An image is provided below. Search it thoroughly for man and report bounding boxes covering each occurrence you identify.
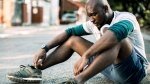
[7,0,149,83]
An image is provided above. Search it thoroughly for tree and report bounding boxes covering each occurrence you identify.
[109,0,150,26]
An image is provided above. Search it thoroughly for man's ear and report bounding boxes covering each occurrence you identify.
[103,5,108,13]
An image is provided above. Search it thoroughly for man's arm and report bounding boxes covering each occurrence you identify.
[43,24,90,51]
[34,31,70,67]
[83,20,134,59]
[74,30,118,75]
[83,30,118,58]
[44,31,70,50]
[34,24,89,67]
[75,20,134,74]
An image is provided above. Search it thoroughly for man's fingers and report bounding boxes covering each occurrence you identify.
[74,65,82,76]
[74,69,79,76]
[34,55,41,68]
[74,64,78,76]
[73,68,77,76]
[33,56,37,66]
[38,59,43,66]
[35,56,39,65]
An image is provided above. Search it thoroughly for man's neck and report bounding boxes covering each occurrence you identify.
[106,11,114,25]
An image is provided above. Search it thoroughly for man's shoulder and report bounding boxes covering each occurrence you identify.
[114,11,134,15]
[114,11,135,19]
[112,11,137,25]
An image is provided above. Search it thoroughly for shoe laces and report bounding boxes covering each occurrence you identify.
[17,65,41,76]
[20,65,26,68]
[13,65,28,76]
[19,65,26,70]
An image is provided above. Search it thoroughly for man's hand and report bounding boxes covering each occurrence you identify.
[33,49,46,68]
[74,57,89,76]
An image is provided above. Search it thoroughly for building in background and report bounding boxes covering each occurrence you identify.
[0,0,15,27]
[59,0,87,24]
[0,0,87,27]
[0,0,48,27]
[24,0,50,26]
[0,0,3,24]
[12,0,24,26]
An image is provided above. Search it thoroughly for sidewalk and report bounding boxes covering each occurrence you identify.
[0,25,150,83]
[0,25,63,38]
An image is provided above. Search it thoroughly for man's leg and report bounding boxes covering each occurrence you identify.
[74,38,133,83]
[7,36,93,83]
[38,36,93,70]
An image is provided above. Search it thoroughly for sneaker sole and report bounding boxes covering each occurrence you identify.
[7,75,42,83]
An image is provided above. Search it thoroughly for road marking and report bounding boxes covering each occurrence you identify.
[0,55,33,60]
[0,64,18,69]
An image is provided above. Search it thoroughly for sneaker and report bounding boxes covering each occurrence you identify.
[7,65,42,83]
[60,78,77,84]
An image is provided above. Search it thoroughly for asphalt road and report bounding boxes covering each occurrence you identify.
[0,25,150,84]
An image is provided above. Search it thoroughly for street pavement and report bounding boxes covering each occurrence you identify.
[0,25,150,84]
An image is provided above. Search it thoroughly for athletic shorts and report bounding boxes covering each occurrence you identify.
[89,48,146,83]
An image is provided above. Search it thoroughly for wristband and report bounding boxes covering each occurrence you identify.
[42,45,49,52]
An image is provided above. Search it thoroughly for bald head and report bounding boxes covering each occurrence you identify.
[85,0,113,28]
[86,0,109,8]
[85,0,111,15]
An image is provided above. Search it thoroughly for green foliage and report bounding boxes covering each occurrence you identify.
[108,0,150,26]
[144,10,150,25]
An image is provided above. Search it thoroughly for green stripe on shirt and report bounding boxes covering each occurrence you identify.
[65,24,89,36]
[109,20,134,42]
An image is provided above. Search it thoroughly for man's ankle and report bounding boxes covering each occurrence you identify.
[33,65,45,70]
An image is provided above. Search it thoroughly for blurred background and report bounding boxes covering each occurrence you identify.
[0,0,149,27]
[0,0,87,27]
[0,0,150,83]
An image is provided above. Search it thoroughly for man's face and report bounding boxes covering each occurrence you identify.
[86,4,107,28]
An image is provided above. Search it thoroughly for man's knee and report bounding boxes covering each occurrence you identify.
[116,38,133,63]
[64,36,81,47]
[120,38,132,52]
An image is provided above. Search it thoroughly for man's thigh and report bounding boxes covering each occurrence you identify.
[87,38,145,83]
[66,36,93,56]
[101,48,146,83]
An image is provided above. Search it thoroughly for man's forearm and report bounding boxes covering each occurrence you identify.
[83,30,118,58]
[43,31,70,51]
